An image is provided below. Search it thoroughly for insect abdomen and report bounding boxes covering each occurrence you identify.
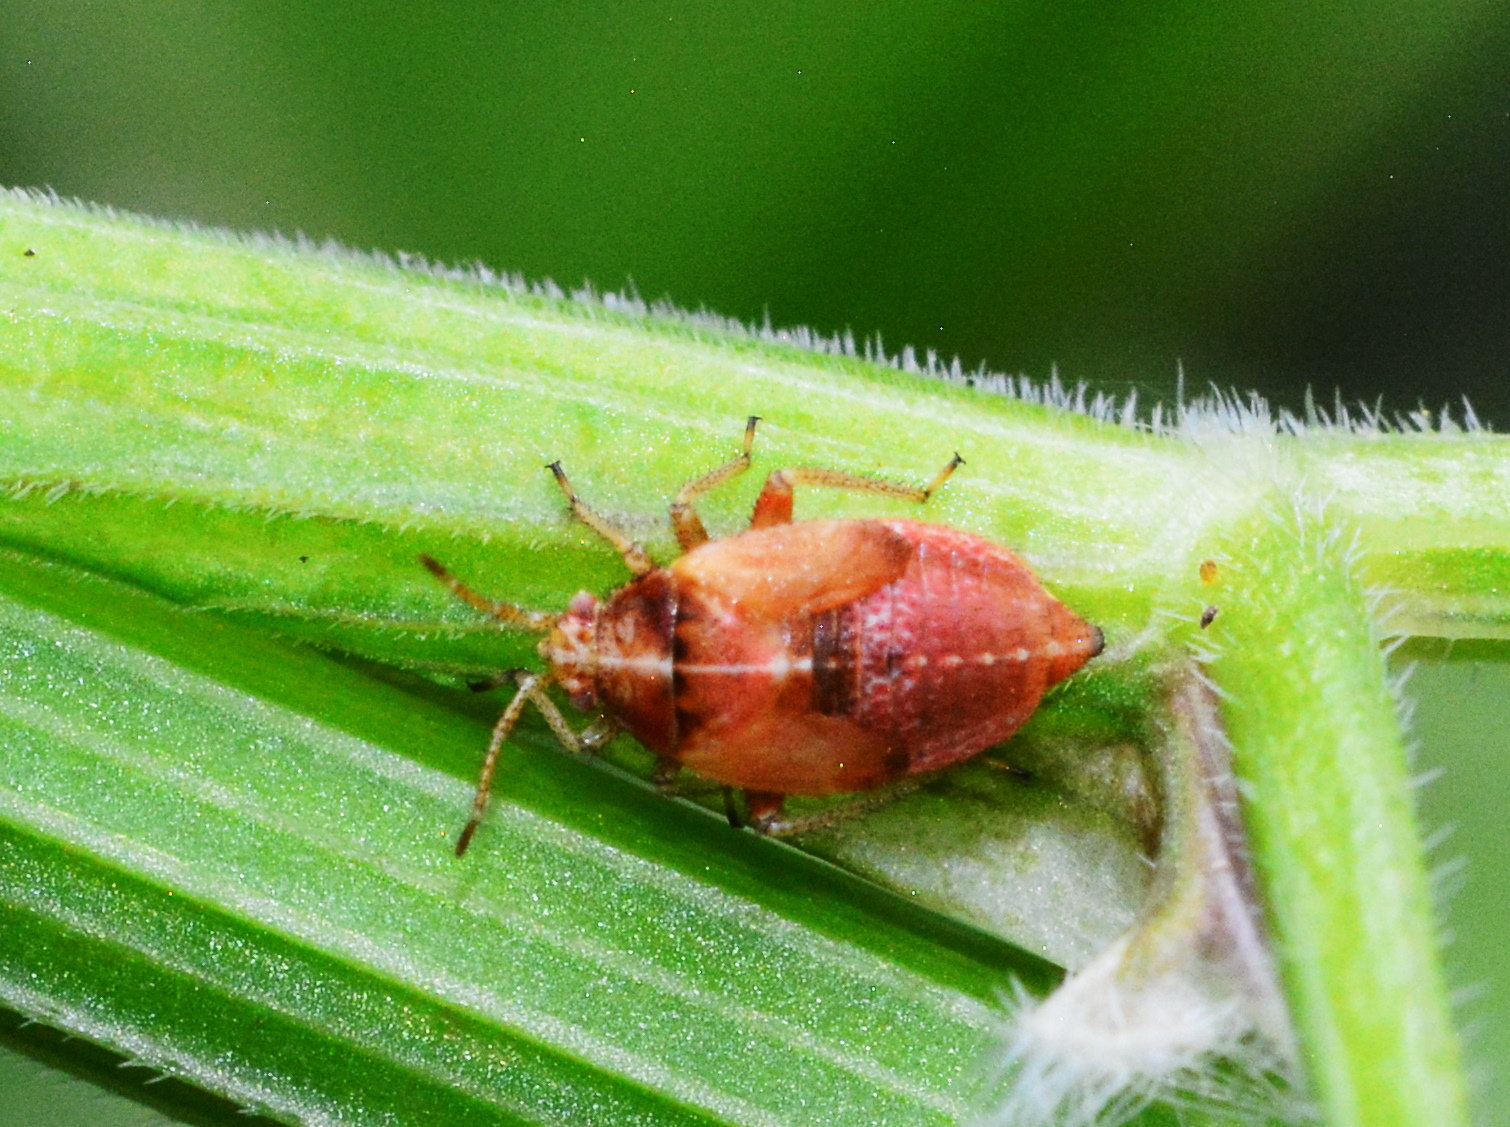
[833,521,1102,774]
[649,519,1101,797]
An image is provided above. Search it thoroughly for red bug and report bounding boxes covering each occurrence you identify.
[423,418,1103,855]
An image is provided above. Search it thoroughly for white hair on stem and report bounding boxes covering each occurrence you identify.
[7,187,1487,441]
[972,669,1314,1127]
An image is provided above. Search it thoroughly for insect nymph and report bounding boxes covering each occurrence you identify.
[424,419,1103,855]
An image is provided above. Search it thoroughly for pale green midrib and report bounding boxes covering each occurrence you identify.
[1296,435,1510,542]
[0,312,1182,567]
[8,195,1510,604]
[2,438,1504,643]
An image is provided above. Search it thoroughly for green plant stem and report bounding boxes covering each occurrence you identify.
[1206,505,1467,1126]
[0,189,1498,1125]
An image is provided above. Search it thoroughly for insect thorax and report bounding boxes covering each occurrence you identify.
[543,572,679,754]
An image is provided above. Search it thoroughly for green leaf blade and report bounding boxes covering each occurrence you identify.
[0,548,1016,1126]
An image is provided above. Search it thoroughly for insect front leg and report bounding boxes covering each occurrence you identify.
[455,673,616,857]
[669,415,760,550]
[547,461,656,576]
[456,672,547,856]
[749,452,964,528]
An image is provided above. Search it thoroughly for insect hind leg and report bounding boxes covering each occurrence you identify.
[737,779,927,836]
[750,451,964,528]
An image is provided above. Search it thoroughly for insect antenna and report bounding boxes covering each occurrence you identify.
[920,451,965,498]
[421,555,573,854]
[420,554,560,632]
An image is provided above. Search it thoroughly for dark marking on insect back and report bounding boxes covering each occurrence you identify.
[668,593,700,746]
[811,606,857,716]
[672,704,699,751]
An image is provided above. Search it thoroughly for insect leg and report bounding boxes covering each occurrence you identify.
[740,779,926,836]
[547,461,655,576]
[530,688,618,756]
[648,762,727,803]
[650,758,681,793]
[670,415,759,550]
[574,717,621,753]
[456,672,549,856]
[455,675,619,857]
[749,452,964,528]
[421,555,559,631]
[466,670,527,693]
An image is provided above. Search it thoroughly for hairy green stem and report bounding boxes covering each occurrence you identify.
[0,189,1498,1125]
[1206,505,1467,1126]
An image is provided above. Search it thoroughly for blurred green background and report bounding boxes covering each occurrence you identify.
[1,3,1506,1123]
[2,1,1506,423]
